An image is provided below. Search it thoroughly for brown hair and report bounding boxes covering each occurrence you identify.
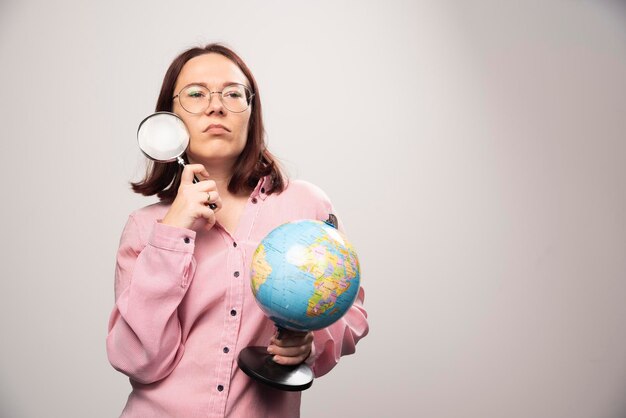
[131,43,285,202]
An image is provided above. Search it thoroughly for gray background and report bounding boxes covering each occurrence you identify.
[1,0,625,417]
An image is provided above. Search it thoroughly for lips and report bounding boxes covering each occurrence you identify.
[204,124,230,132]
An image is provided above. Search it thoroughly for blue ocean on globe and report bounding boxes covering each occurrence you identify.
[250,220,360,331]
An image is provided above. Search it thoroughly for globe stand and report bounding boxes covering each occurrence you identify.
[238,346,314,391]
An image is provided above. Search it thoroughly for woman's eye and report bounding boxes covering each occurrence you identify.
[187,91,205,98]
[224,91,243,98]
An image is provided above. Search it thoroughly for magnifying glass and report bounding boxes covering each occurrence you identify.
[137,111,217,210]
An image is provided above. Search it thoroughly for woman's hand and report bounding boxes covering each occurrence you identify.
[267,330,314,366]
[161,164,223,231]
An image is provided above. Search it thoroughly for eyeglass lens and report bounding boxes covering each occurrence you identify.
[178,84,252,113]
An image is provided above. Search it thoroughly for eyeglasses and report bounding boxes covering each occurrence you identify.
[173,83,254,114]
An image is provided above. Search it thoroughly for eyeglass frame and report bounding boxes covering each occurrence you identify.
[172,82,255,114]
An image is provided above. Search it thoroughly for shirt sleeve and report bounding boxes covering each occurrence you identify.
[106,214,197,384]
[305,184,370,377]
[307,287,369,377]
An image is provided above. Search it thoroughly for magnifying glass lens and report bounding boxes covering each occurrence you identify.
[137,113,189,161]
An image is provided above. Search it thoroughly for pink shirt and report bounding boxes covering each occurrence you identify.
[106,178,369,418]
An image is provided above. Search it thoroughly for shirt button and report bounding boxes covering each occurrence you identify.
[251,197,258,204]
[217,385,224,392]
[223,347,230,353]
[183,237,190,244]
[261,187,265,193]
[233,242,237,248]
[233,271,240,278]
[230,309,237,316]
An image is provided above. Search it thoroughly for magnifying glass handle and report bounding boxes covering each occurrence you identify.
[177,157,217,210]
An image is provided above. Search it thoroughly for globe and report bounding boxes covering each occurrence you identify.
[250,219,361,332]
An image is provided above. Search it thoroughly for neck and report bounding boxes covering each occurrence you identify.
[187,157,248,198]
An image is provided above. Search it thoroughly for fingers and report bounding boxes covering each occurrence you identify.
[182,178,222,212]
[192,179,217,193]
[267,331,313,365]
[161,166,221,230]
[180,164,210,184]
[200,206,217,231]
[272,330,312,346]
[188,188,221,231]
[268,344,311,365]
[204,190,223,211]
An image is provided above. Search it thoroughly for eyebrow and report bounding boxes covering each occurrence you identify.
[185,81,249,89]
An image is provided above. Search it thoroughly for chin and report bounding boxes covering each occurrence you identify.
[189,141,245,159]
[190,150,242,164]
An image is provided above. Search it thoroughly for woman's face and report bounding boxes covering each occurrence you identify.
[172,53,252,168]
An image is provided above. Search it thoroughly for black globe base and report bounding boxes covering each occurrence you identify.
[237,346,314,391]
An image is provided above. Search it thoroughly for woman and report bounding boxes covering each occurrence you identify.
[106,43,369,418]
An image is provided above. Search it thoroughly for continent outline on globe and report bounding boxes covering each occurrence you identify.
[249,220,361,332]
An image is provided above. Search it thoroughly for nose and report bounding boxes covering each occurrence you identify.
[204,92,225,115]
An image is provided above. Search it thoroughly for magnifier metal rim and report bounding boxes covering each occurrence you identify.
[136,111,189,163]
